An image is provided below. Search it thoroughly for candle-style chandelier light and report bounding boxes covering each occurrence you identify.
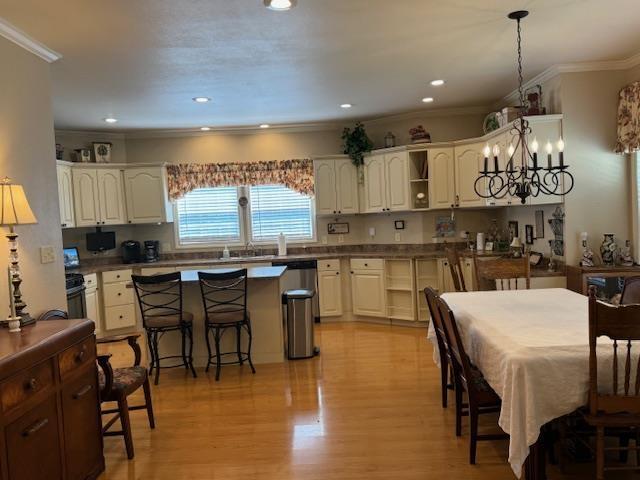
[474,10,574,204]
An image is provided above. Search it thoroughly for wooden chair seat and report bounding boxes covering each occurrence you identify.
[99,365,148,398]
[145,311,194,328]
[469,365,502,404]
[584,412,640,428]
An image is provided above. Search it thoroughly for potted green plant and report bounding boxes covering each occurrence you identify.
[342,122,373,168]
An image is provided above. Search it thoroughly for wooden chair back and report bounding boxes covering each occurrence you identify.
[445,247,467,292]
[437,296,474,396]
[621,276,640,305]
[198,269,248,322]
[473,254,530,291]
[588,286,640,416]
[38,309,69,321]
[131,272,185,327]
[424,287,449,358]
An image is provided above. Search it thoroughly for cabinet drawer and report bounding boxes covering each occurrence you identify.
[102,282,134,307]
[318,259,340,272]
[84,273,98,289]
[105,304,137,330]
[350,258,384,271]
[59,337,96,380]
[0,360,54,414]
[102,269,132,284]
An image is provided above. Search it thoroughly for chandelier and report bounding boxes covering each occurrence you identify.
[474,10,574,204]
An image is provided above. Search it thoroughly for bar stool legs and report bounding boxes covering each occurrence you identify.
[204,323,255,381]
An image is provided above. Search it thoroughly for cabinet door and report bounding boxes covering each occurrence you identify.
[6,395,63,480]
[454,143,485,208]
[72,169,100,227]
[313,160,337,215]
[437,258,456,293]
[335,158,359,214]
[97,169,127,225]
[384,152,411,211]
[124,167,172,224]
[318,270,343,317]
[57,165,75,228]
[428,148,456,209]
[362,154,387,213]
[85,288,101,335]
[62,367,103,480]
[351,270,386,317]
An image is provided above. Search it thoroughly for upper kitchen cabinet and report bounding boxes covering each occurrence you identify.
[313,156,359,215]
[124,167,174,223]
[428,147,456,209]
[56,164,75,228]
[527,116,564,205]
[454,142,486,208]
[72,169,100,226]
[362,151,410,213]
[72,168,127,226]
[484,133,515,207]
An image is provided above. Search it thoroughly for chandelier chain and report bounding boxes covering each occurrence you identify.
[516,18,525,111]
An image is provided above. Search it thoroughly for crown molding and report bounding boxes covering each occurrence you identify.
[500,51,640,107]
[55,129,127,140]
[360,105,489,125]
[0,18,61,63]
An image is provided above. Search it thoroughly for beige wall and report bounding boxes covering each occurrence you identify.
[0,38,66,315]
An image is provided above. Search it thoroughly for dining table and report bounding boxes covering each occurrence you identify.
[427,288,594,480]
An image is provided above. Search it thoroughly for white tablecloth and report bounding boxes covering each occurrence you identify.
[427,288,592,478]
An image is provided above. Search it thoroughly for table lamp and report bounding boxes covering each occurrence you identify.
[0,178,37,332]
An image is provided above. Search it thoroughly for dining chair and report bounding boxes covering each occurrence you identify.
[473,254,530,291]
[620,276,640,304]
[132,272,197,385]
[585,286,640,479]
[445,247,467,292]
[198,269,256,381]
[424,287,454,408]
[437,296,508,464]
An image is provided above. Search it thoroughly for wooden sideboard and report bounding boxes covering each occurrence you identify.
[0,319,104,480]
[566,265,640,297]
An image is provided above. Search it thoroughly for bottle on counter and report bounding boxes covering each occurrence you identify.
[278,233,287,256]
[222,245,230,259]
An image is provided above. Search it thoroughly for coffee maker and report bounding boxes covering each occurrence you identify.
[143,240,160,263]
[121,240,141,264]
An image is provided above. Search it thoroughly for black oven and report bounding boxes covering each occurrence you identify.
[65,273,86,319]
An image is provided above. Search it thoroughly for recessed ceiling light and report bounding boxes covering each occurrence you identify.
[422,97,434,103]
[260,124,270,129]
[103,117,118,123]
[340,103,353,109]
[264,0,297,11]
[430,79,445,86]
[200,127,211,131]
[193,97,211,103]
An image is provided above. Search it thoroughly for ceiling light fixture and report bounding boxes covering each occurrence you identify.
[473,11,573,204]
[421,97,434,103]
[259,124,270,129]
[340,103,353,109]
[193,97,211,103]
[264,0,297,11]
[103,117,118,124]
[430,79,445,86]
[200,127,211,131]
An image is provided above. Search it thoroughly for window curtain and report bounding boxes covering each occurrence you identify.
[166,159,314,201]
[615,81,640,154]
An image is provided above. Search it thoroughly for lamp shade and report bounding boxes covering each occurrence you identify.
[0,183,37,226]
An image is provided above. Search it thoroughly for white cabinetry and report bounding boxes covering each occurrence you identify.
[350,258,386,317]
[318,259,343,317]
[313,157,359,215]
[124,167,174,223]
[385,259,416,321]
[454,142,486,208]
[56,164,75,228]
[72,168,127,226]
[428,148,456,209]
[362,151,410,213]
[84,273,101,335]
[101,269,136,330]
[415,259,439,322]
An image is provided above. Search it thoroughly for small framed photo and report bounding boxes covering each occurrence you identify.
[93,142,112,163]
[327,222,349,235]
[508,220,519,241]
[525,225,535,245]
[394,220,405,230]
[535,210,545,238]
[484,241,494,251]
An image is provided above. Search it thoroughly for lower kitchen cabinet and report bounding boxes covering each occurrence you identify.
[101,268,136,330]
[318,259,343,317]
[350,259,386,317]
[415,259,440,322]
[385,259,416,321]
[84,273,102,335]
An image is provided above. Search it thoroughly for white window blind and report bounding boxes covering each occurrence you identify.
[175,187,241,245]
[250,185,314,242]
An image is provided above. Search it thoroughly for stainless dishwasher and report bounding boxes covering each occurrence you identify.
[272,259,320,322]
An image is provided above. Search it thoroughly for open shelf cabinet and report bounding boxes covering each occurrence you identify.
[385,259,417,321]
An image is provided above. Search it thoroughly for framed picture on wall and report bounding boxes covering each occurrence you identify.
[328,222,349,235]
[525,225,535,245]
[508,221,519,241]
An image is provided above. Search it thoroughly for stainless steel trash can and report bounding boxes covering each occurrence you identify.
[282,289,318,359]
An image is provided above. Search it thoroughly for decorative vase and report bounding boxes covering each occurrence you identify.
[600,234,617,266]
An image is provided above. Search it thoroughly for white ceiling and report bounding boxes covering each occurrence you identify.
[2,0,640,131]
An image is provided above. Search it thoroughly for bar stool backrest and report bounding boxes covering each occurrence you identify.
[131,272,184,327]
[198,269,248,321]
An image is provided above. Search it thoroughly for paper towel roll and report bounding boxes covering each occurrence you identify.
[476,232,485,251]
[278,233,287,256]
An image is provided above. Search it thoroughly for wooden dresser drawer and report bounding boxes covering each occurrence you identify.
[102,269,132,284]
[1,360,54,414]
[318,259,340,271]
[58,337,95,380]
[103,282,134,307]
[104,304,137,330]
[350,258,384,271]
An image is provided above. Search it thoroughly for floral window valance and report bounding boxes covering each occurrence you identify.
[166,159,314,201]
[615,81,640,154]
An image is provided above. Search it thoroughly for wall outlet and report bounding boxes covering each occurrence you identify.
[395,232,402,242]
[40,245,55,264]
[338,234,345,244]
[321,235,328,245]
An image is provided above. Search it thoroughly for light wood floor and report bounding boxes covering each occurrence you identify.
[98,322,622,480]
